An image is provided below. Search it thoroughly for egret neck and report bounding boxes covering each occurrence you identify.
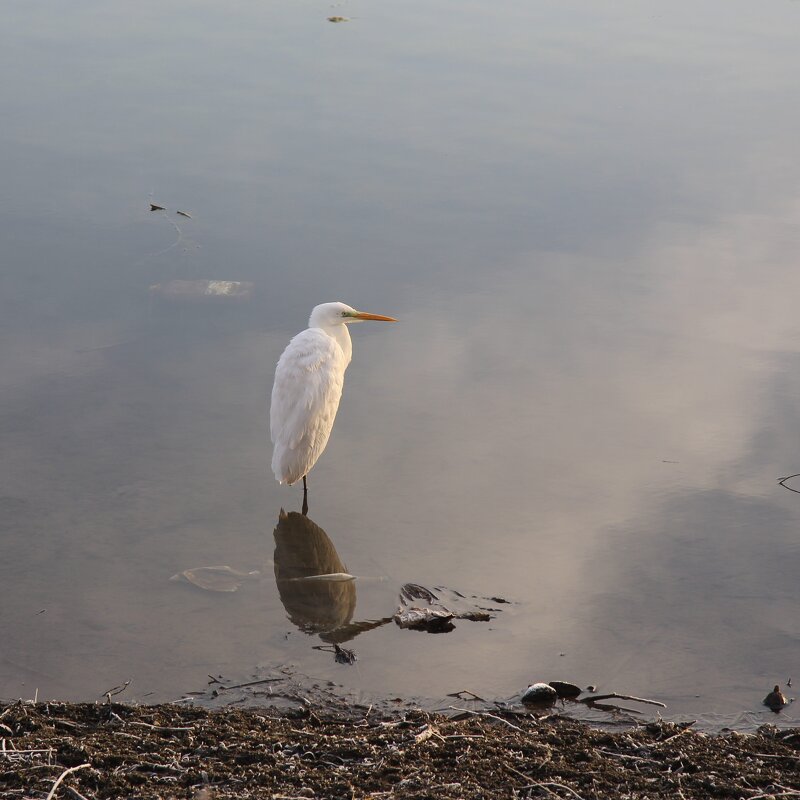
[308,305,353,365]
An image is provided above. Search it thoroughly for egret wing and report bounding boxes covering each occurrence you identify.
[270,329,346,484]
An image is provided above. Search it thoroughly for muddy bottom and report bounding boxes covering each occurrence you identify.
[1,698,798,799]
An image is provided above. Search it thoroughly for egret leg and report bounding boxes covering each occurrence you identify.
[302,475,308,516]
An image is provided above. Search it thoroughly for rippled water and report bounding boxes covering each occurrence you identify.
[1,0,799,727]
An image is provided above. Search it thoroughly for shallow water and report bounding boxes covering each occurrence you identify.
[1,0,799,728]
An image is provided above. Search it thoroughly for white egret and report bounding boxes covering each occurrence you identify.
[270,302,397,513]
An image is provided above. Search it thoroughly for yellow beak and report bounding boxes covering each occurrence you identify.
[353,311,398,322]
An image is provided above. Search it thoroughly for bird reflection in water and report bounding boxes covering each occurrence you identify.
[273,509,390,654]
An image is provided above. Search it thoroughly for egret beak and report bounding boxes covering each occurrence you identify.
[352,311,397,322]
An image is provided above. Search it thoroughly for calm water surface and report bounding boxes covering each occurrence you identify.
[1,0,799,727]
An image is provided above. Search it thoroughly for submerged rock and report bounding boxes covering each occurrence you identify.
[394,607,455,633]
[763,685,788,711]
[548,681,582,699]
[521,683,558,705]
[392,583,496,633]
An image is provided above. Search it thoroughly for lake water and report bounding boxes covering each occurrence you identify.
[1,0,799,728]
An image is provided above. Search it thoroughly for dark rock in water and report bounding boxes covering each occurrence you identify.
[548,681,582,699]
[394,607,455,633]
[334,645,357,665]
[763,685,787,712]
[457,611,492,622]
[521,683,558,705]
[392,583,495,633]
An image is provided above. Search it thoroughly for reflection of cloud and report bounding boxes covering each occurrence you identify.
[322,194,800,710]
[343,195,800,512]
[559,488,800,718]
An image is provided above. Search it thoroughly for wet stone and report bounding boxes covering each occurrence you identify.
[521,682,558,704]
[764,685,789,712]
[549,680,583,699]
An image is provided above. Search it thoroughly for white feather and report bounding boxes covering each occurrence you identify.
[269,302,395,487]
[270,328,347,484]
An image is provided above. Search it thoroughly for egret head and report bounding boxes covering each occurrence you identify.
[309,302,397,328]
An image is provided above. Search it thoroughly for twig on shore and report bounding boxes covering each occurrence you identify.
[595,747,661,765]
[448,707,525,732]
[272,796,332,800]
[101,681,130,703]
[502,761,534,783]
[414,724,447,744]
[64,786,93,800]
[132,761,186,775]
[651,724,696,747]
[126,720,193,733]
[1,739,55,764]
[748,790,800,800]
[746,752,800,762]
[520,781,585,800]
[45,763,91,800]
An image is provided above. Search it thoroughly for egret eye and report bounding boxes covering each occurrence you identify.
[341,311,348,317]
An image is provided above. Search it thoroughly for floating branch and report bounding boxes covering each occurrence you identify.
[579,692,666,708]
